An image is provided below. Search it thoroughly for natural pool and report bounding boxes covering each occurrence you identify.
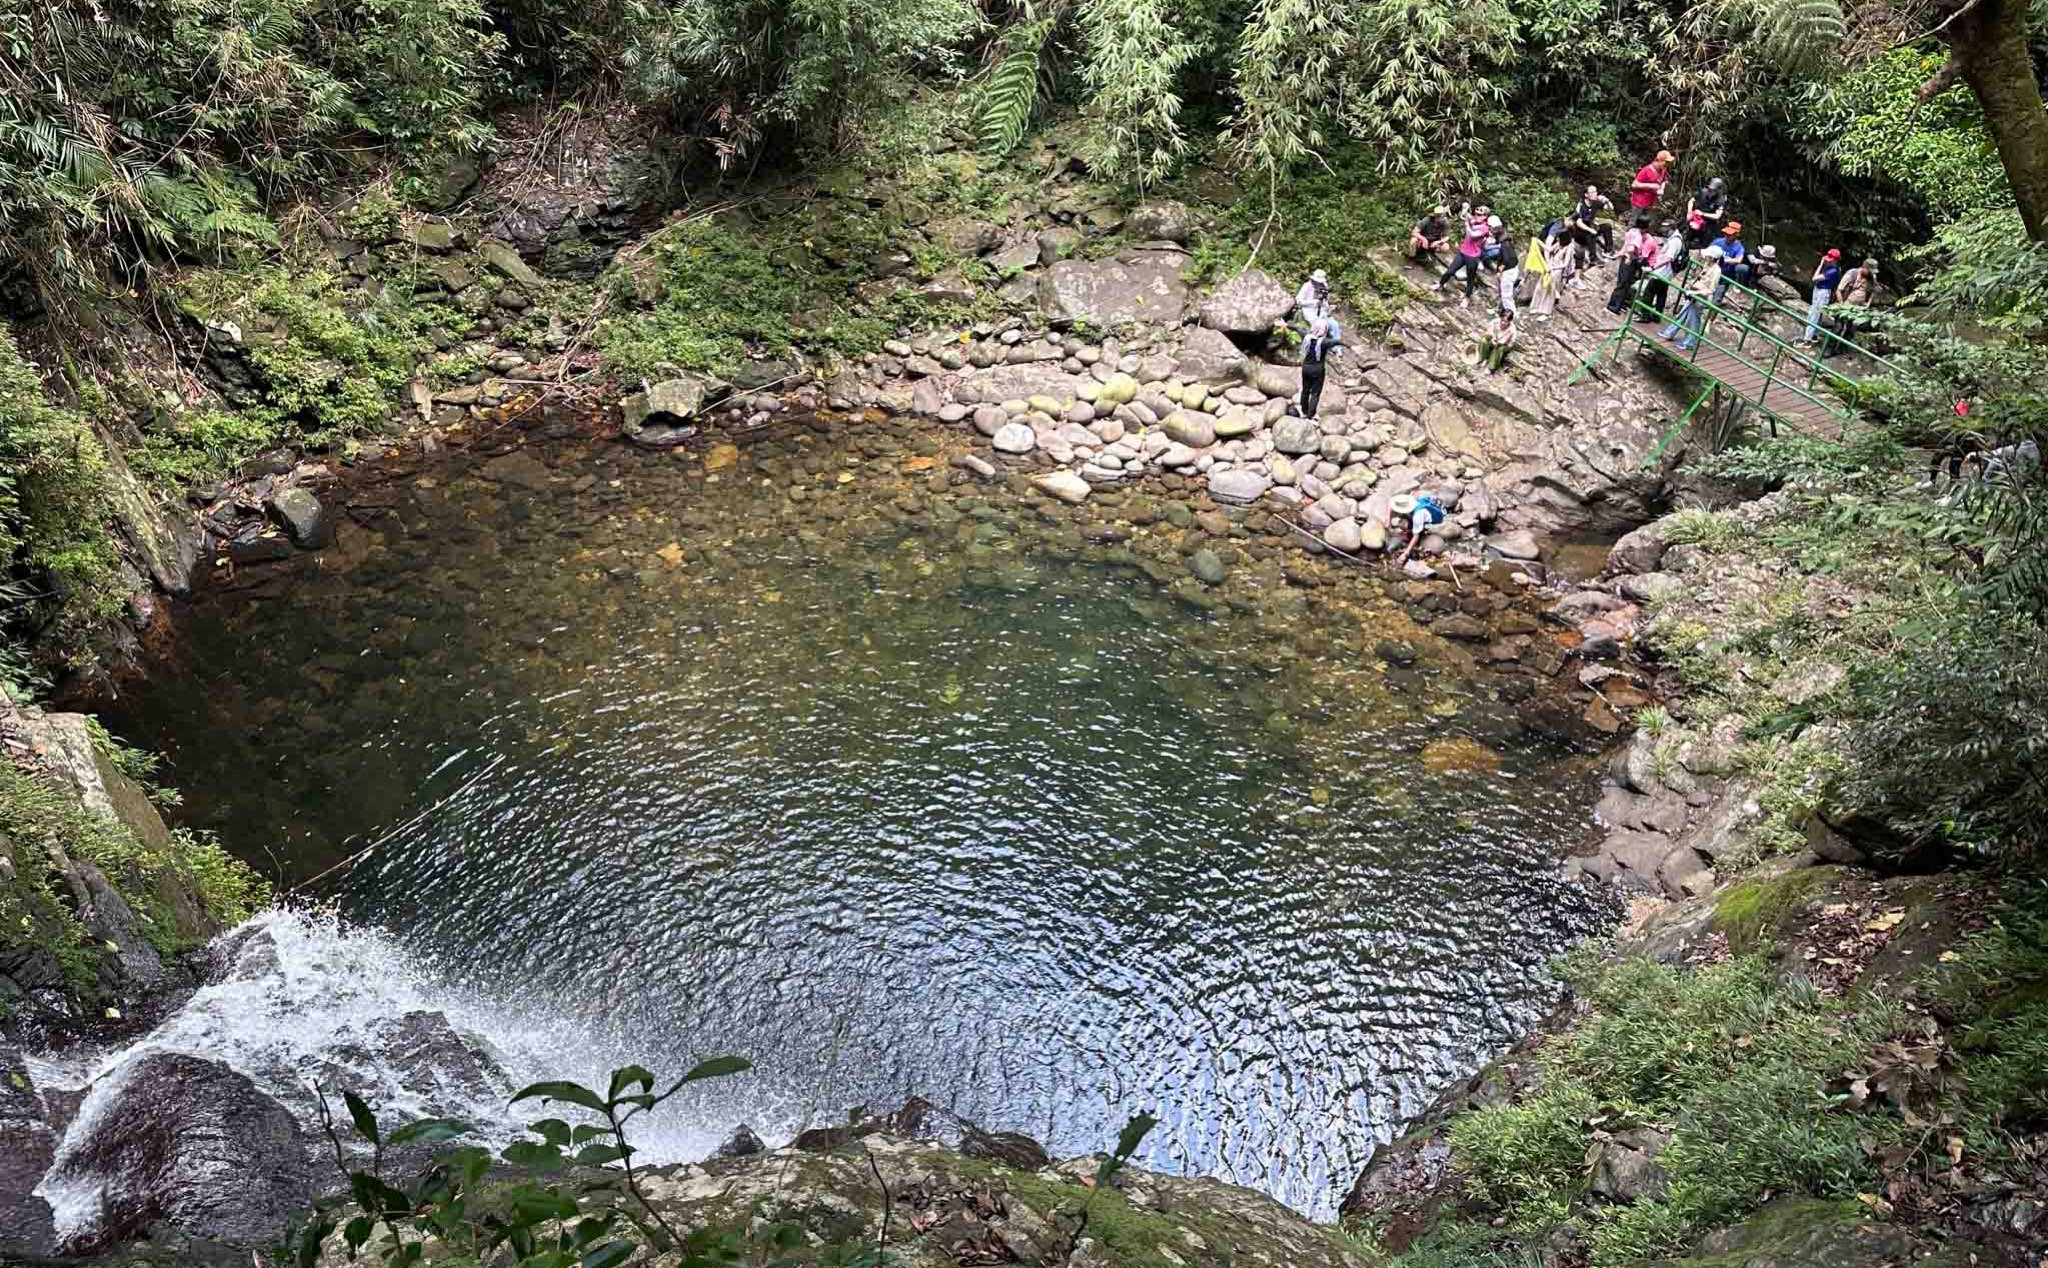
[102,414,1614,1218]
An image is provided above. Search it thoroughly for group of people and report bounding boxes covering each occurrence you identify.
[1409,150,1882,369]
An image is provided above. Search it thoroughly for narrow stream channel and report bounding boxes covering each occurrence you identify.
[100,415,1614,1218]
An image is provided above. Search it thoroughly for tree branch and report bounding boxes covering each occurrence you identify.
[1918,52,1964,102]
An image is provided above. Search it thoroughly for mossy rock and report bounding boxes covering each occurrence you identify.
[1712,866,1838,953]
[1643,1198,1971,1268]
[604,1136,1367,1268]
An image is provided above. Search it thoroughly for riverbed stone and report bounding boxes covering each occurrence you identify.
[1189,549,1227,585]
[266,488,332,548]
[1200,268,1293,333]
[1161,411,1216,448]
[1272,418,1320,455]
[1208,468,1272,504]
[1031,470,1091,504]
[991,422,1037,455]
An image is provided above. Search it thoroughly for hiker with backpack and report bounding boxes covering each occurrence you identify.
[1391,493,1449,566]
[1298,316,1341,419]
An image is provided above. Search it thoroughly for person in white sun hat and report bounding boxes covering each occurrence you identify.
[1296,269,1331,323]
[1389,493,1448,565]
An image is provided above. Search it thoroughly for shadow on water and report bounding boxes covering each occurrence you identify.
[102,417,1615,1218]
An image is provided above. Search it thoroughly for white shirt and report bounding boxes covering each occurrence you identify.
[1297,281,1329,317]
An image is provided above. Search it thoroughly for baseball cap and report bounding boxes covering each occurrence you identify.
[1723,220,1742,235]
[1824,248,1842,260]
[1655,150,1675,163]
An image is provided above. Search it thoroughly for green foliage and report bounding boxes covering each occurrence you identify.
[605,0,978,167]
[978,24,1053,159]
[1928,890,2048,1131]
[1791,49,2006,219]
[1446,1083,1599,1224]
[0,0,500,328]
[0,323,123,658]
[1835,612,2048,859]
[1907,206,2048,334]
[0,747,267,995]
[1448,951,1895,1265]
[164,265,444,456]
[1336,0,1518,179]
[1079,0,1199,187]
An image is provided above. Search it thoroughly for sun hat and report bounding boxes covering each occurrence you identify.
[1310,268,1328,284]
[1487,215,1502,229]
[1759,244,1777,259]
[1390,494,1419,516]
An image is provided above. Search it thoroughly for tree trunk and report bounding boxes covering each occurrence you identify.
[1945,0,2048,239]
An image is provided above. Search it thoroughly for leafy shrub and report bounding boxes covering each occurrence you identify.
[1835,613,2048,861]
[1447,1083,1599,1224]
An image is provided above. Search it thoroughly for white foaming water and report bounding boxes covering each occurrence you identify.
[34,907,819,1240]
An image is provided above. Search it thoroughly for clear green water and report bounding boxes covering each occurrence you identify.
[103,416,1612,1217]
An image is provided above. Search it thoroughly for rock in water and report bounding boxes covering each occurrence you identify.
[1324,517,1363,553]
[479,450,552,492]
[1031,470,1091,504]
[1492,529,1542,560]
[1199,268,1293,333]
[1208,469,1272,504]
[714,1124,767,1159]
[622,377,709,447]
[266,488,331,548]
[991,422,1037,455]
[42,1052,313,1251]
[1189,549,1227,586]
[0,1045,58,1259]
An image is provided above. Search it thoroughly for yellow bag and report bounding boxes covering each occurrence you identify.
[1523,237,1549,276]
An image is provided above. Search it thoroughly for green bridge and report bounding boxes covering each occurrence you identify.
[1567,264,1896,464]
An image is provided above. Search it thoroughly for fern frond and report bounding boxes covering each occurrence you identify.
[1724,0,1844,74]
[979,25,1050,157]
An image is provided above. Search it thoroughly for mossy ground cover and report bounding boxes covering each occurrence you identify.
[1367,879,2048,1267]
[0,727,268,1008]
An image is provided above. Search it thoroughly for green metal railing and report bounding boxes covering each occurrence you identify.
[1565,253,1891,463]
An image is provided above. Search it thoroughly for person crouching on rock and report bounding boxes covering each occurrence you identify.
[1480,308,1516,372]
[1391,493,1448,566]
[1298,316,1340,419]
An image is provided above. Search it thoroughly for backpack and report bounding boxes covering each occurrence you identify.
[1414,495,1446,525]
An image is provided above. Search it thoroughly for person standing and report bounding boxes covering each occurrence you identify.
[1823,258,1877,356]
[1660,247,1721,351]
[1686,177,1727,247]
[1630,150,1675,215]
[1298,316,1338,418]
[1570,185,1616,264]
[1296,269,1332,322]
[1801,248,1842,345]
[1641,219,1686,316]
[1531,227,1573,321]
[1607,214,1654,315]
[1434,205,1491,306]
[1480,215,1510,271]
[1709,221,1748,302]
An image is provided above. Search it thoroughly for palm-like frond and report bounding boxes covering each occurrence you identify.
[1724,0,1846,75]
[978,22,1052,157]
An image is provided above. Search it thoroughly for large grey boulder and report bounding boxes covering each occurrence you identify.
[1176,326,1249,383]
[1200,268,1292,334]
[43,1052,314,1252]
[1129,200,1193,243]
[1208,468,1273,504]
[1037,251,1191,327]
